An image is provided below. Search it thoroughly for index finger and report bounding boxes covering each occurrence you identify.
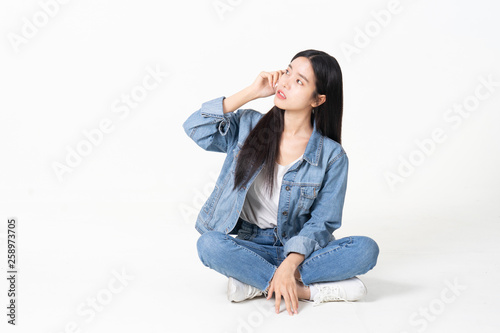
[266,282,274,300]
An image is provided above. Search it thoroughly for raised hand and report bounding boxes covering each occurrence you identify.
[249,70,285,99]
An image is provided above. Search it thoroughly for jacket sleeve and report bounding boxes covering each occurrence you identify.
[283,149,349,259]
[182,96,245,153]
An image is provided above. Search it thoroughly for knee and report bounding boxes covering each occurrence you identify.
[196,231,226,266]
[355,236,380,270]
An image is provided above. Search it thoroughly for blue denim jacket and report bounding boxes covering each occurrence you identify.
[182,96,349,259]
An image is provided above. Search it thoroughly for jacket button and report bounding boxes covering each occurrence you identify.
[282,232,286,238]
[285,186,290,191]
[282,211,288,216]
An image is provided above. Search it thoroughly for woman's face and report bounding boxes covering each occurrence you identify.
[274,56,324,113]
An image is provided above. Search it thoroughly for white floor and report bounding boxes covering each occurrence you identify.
[2,197,498,333]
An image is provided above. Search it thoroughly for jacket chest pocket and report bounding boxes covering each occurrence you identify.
[297,185,320,212]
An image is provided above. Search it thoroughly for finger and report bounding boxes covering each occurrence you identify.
[283,290,293,316]
[267,73,274,88]
[287,284,298,312]
[274,292,281,314]
[282,290,292,316]
[270,72,277,88]
[260,72,271,87]
[276,70,284,88]
[291,289,299,314]
[266,283,274,300]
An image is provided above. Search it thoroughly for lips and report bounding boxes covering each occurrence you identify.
[277,89,286,99]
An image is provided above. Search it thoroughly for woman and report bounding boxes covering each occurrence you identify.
[182,49,379,316]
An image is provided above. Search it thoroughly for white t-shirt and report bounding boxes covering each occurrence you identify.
[240,154,303,229]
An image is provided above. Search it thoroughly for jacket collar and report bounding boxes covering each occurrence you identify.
[302,118,323,167]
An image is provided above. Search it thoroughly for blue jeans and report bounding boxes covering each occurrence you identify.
[197,219,379,292]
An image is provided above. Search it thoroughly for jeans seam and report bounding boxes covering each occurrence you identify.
[301,236,353,266]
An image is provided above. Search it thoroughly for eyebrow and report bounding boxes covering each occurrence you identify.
[288,64,309,83]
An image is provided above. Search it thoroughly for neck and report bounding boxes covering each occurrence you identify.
[283,109,313,137]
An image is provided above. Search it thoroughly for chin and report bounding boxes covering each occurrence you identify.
[274,96,285,109]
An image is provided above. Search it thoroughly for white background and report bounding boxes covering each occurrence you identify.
[1,0,499,332]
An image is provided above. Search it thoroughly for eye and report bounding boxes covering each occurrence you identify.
[297,79,303,85]
[285,69,290,75]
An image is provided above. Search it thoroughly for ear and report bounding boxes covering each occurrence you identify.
[312,94,326,108]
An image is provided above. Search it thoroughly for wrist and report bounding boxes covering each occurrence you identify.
[223,86,256,114]
[243,85,260,101]
[284,252,305,269]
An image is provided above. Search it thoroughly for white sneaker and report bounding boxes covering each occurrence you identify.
[310,277,367,306]
[227,277,264,302]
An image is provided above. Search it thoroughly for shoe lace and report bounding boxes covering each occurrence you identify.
[313,285,347,306]
[247,285,262,298]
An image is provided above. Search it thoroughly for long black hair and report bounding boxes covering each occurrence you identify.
[232,49,343,197]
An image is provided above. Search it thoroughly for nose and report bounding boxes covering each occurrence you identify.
[280,76,289,89]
